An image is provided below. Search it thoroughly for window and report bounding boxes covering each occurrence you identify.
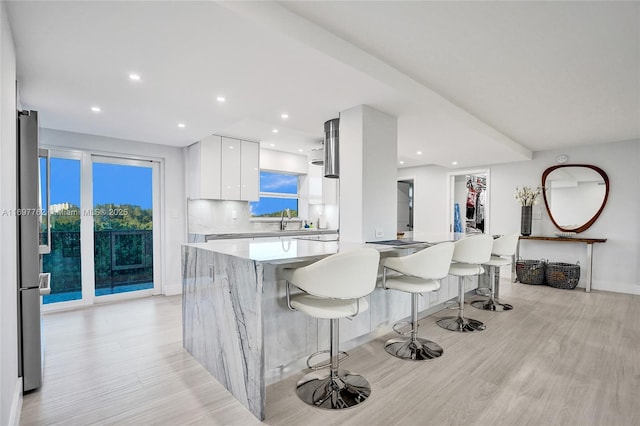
[249,171,299,217]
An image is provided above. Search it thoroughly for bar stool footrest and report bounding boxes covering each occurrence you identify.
[306,350,349,370]
[391,320,414,336]
[444,300,460,310]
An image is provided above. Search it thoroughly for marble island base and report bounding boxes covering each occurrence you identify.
[182,241,480,420]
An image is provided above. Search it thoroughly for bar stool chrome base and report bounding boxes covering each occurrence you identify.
[296,369,371,409]
[385,337,444,360]
[471,299,513,312]
[436,316,485,332]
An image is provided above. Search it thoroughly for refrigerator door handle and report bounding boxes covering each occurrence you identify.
[39,272,51,295]
[38,148,51,255]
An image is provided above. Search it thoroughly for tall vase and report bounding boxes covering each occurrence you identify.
[521,205,532,236]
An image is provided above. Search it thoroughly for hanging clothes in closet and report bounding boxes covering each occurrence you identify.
[466,178,476,219]
[475,188,485,231]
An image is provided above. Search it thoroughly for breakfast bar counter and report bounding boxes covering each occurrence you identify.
[182,236,465,420]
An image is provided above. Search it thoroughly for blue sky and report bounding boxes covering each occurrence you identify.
[258,171,297,194]
[93,163,152,208]
[41,158,152,210]
[249,171,298,216]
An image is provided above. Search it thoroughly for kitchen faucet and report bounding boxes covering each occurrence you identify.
[280,208,291,231]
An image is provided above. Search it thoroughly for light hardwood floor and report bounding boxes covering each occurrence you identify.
[21,280,640,426]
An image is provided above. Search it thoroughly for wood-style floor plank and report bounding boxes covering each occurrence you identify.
[21,280,640,425]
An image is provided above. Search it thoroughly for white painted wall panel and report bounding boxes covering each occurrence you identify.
[0,3,21,423]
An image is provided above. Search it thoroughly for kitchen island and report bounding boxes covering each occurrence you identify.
[182,236,468,420]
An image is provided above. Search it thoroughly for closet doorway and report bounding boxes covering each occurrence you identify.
[447,169,490,235]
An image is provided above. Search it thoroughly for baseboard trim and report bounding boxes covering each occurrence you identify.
[591,281,640,295]
[8,378,22,426]
[163,283,182,296]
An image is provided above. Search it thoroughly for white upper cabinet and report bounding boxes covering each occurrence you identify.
[187,135,222,200]
[240,140,260,201]
[186,135,259,201]
[221,137,241,200]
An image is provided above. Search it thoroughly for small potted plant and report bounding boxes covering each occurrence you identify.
[515,186,542,236]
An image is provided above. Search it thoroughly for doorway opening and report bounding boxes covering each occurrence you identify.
[448,169,489,235]
[397,179,414,232]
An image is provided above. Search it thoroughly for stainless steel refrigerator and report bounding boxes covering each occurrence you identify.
[17,109,49,392]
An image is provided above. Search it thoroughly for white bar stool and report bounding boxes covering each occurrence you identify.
[381,242,455,360]
[472,233,519,312]
[283,248,380,410]
[436,234,493,333]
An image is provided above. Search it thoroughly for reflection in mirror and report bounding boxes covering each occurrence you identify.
[542,165,609,233]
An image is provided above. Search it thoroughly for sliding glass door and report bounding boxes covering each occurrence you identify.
[41,153,82,304]
[92,157,157,298]
[41,151,160,309]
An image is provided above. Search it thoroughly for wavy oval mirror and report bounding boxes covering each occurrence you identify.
[542,164,609,233]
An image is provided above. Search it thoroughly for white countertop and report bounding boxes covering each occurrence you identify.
[204,229,338,240]
[183,232,462,263]
[184,238,390,262]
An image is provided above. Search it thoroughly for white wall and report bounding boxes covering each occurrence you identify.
[404,139,640,295]
[0,2,21,423]
[340,105,397,242]
[399,165,449,235]
[40,128,186,296]
[260,148,308,174]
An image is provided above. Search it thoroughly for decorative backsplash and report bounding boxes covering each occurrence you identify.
[188,199,304,234]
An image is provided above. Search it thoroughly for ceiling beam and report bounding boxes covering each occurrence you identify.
[218,0,532,161]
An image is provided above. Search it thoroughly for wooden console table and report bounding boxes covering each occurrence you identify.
[515,236,607,293]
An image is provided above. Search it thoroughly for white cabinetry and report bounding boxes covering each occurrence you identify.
[187,135,221,200]
[221,137,241,200]
[240,140,260,201]
[187,135,259,201]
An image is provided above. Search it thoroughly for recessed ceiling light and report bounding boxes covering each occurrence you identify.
[272,129,279,133]
[416,151,422,155]
[216,96,226,103]
[281,113,289,119]
[91,106,101,113]
[451,161,458,165]
[269,143,276,147]
[228,145,235,149]
[177,123,186,128]
[399,160,405,165]
[129,73,141,81]
[297,148,304,153]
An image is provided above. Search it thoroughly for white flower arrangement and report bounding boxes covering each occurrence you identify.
[515,186,542,207]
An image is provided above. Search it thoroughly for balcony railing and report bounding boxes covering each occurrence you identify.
[42,230,153,303]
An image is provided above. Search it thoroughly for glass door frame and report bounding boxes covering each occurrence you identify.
[41,149,84,313]
[41,149,162,312]
[88,155,161,304]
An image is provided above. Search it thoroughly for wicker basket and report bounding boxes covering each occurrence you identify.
[516,259,546,285]
[545,262,581,290]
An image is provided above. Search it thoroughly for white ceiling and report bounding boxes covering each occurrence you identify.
[6,1,639,169]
